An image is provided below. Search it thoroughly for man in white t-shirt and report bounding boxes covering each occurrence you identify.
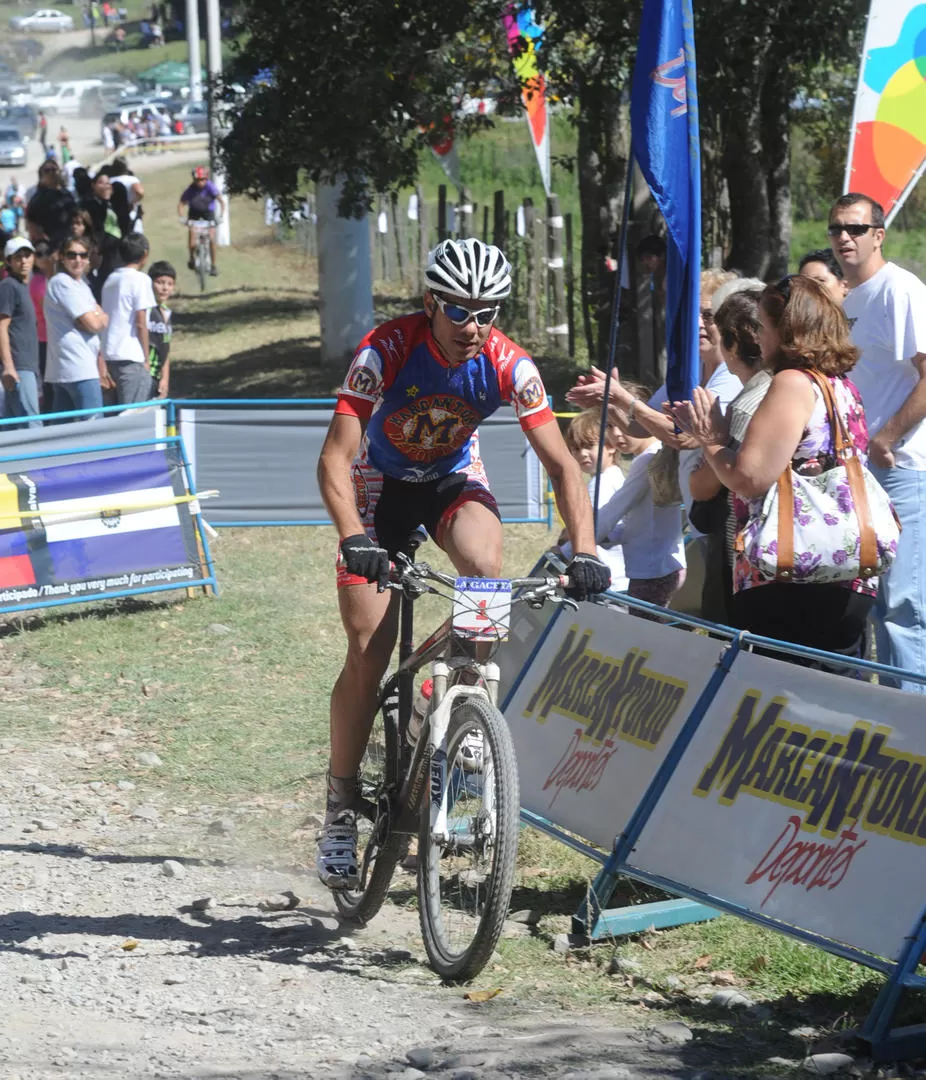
[830,192,926,692]
[101,233,156,405]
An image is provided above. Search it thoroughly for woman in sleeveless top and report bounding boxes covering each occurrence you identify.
[671,275,876,662]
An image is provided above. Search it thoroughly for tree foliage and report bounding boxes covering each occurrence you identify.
[221,0,872,300]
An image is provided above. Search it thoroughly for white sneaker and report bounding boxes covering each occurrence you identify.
[316,811,359,890]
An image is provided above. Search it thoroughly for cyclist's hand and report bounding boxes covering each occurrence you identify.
[339,533,391,593]
[565,552,611,601]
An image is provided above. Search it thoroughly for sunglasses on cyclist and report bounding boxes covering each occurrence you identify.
[63,250,89,260]
[431,293,500,328]
[827,222,878,238]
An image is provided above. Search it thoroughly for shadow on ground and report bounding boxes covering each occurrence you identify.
[171,340,334,398]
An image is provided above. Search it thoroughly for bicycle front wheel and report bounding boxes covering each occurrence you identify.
[417,694,520,983]
[197,240,208,292]
[333,686,403,925]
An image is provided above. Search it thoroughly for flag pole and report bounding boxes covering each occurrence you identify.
[592,159,635,536]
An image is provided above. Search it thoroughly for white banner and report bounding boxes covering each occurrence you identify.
[504,603,725,849]
[627,650,926,961]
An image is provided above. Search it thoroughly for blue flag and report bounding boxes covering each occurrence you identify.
[631,0,702,404]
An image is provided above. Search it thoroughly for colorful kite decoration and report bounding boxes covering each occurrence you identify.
[845,1,926,225]
[503,4,552,196]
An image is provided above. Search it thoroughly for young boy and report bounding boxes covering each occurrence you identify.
[556,408,629,592]
[146,260,175,398]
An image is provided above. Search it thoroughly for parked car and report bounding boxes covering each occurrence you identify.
[34,78,103,114]
[8,9,75,33]
[0,126,27,167]
[0,105,38,140]
[174,100,208,134]
[80,84,130,117]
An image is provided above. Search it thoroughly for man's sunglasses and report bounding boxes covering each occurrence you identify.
[432,293,499,328]
[63,250,89,260]
[827,223,878,238]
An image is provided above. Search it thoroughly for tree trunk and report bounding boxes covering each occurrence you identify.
[576,78,630,366]
[761,62,792,279]
[722,93,772,278]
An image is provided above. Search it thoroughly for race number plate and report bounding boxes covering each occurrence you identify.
[452,578,512,641]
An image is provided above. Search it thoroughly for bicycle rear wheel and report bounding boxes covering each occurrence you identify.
[417,694,520,982]
[333,684,404,925]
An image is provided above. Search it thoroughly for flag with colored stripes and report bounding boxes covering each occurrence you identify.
[0,446,205,609]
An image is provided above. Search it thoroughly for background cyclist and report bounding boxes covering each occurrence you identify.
[315,237,611,889]
[176,166,226,277]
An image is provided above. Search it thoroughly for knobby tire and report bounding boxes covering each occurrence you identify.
[417,694,520,983]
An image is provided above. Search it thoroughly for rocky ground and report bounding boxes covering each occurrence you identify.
[0,731,710,1080]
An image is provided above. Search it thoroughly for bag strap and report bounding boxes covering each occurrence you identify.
[775,466,796,581]
[804,369,849,456]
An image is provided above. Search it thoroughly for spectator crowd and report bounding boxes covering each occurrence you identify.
[566,192,926,694]
[0,156,176,426]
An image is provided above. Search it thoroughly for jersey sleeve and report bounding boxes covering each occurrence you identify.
[507,356,555,430]
[334,321,407,421]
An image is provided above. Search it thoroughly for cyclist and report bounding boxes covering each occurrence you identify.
[315,237,611,889]
[176,166,225,277]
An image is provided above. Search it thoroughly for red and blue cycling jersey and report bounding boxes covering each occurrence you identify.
[335,312,554,482]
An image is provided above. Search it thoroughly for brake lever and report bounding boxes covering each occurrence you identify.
[551,594,579,612]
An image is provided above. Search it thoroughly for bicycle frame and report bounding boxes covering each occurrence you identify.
[379,569,506,845]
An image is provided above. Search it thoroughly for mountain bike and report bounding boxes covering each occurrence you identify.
[333,535,575,982]
[183,218,216,292]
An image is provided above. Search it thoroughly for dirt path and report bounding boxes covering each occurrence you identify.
[0,733,702,1080]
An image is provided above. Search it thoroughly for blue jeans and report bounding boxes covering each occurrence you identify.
[53,379,103,421]
[871,464,926,693]
[3,371,42,429]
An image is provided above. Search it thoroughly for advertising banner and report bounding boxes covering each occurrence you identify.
[503,602,725,849]
[626,650,926,961]
[0,445,208,612]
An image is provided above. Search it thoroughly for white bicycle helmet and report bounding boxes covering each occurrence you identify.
[424,238,512,301]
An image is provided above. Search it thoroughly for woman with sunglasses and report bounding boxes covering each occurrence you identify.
[43,234,109,420]
[670,275,876,665]
[314,237,610,889]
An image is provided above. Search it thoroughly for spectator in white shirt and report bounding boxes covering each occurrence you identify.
[101,233,156,405]
[830,192,926,692]
[44,233,109,419]
[555,408,629,593]
[595,387,686,613]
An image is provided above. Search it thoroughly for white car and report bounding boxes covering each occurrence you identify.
[9,9,75,33]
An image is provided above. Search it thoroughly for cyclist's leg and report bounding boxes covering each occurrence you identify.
[432,470,503,577]
[318,461,404,888]
[186,219,195,267]
[208,223,217,272]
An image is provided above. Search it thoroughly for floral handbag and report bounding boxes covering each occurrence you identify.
[736,370,900,585]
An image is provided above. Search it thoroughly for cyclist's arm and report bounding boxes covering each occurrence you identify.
[317,413,367,539]
[176,199,187,218]
[525,419,597,555]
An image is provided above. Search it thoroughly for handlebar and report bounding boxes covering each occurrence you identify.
[387,558,572,607]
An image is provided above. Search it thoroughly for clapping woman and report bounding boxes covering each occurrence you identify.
[670,275,876,661]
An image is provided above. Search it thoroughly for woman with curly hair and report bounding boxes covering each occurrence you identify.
[671,274,876,661]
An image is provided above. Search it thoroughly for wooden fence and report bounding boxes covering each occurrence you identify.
[276,184,579,359]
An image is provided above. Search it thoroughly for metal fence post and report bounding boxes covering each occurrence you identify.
[546,194,567,353]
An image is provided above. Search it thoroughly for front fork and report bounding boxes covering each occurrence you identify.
[427,661,499,845]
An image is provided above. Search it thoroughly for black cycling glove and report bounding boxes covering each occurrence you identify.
[339,534,391,593]
[565,552,611,601]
